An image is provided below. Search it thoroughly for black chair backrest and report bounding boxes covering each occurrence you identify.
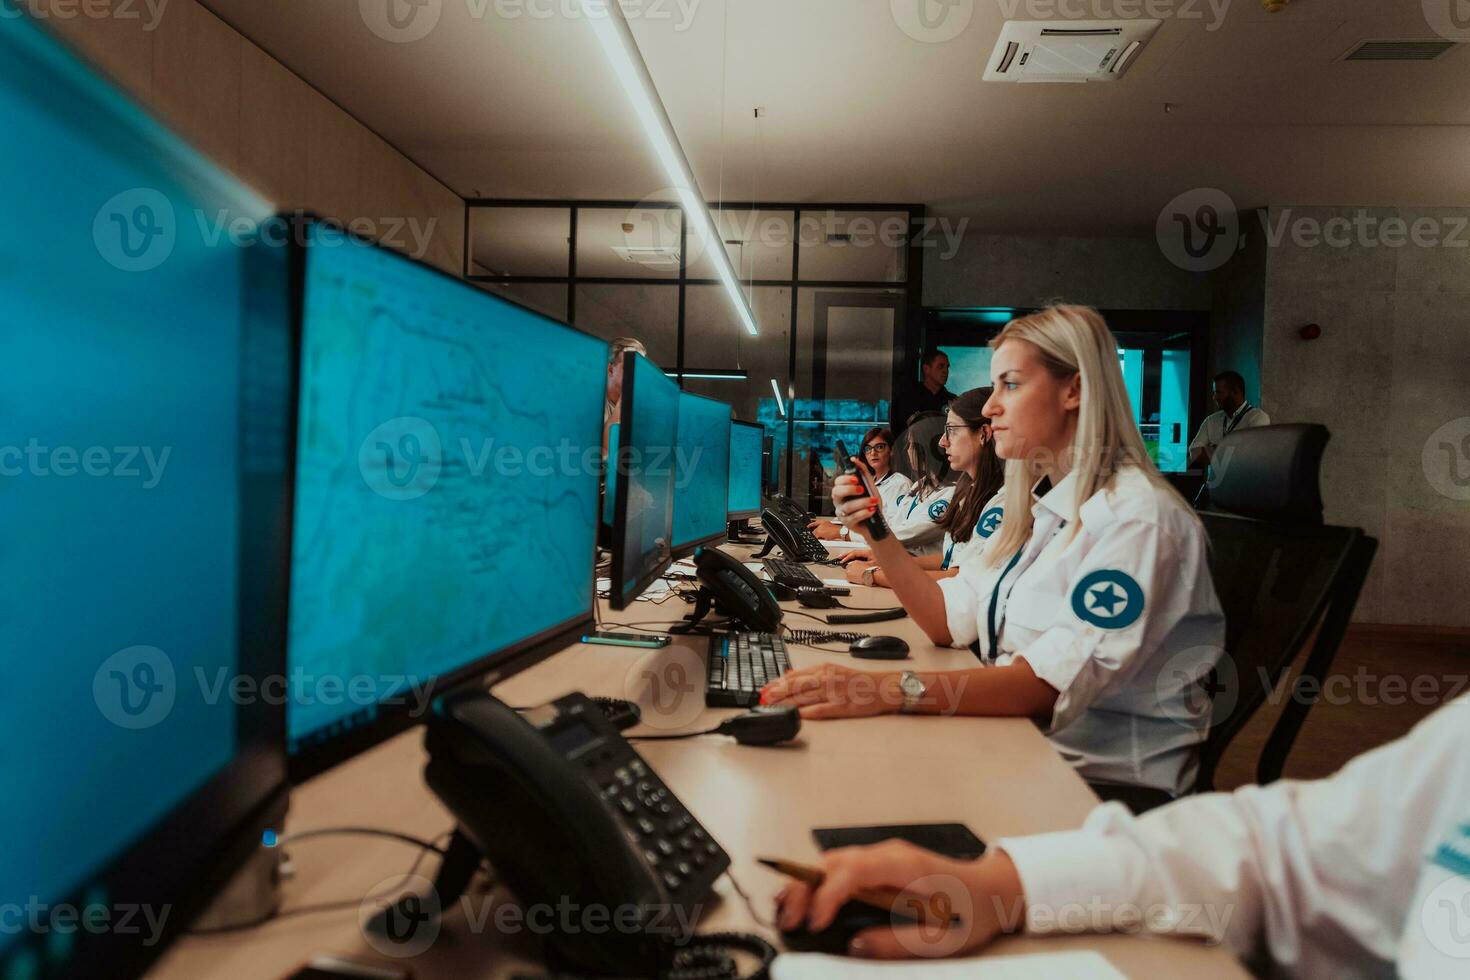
[1194,424,1377,792]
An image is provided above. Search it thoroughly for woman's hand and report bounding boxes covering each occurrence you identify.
[839,548,874,565]
[807,519,843,541]
[845,560,875,585]
[773,841,1024,960]
[831,471,879,535]
[760,663,901,719]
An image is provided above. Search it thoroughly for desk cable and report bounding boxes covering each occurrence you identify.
[187,827,456,935]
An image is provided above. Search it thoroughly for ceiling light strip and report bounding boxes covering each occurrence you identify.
[580,0,759,337]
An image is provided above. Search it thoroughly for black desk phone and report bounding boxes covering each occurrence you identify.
[423,689,775,978]
[758,495,831,565]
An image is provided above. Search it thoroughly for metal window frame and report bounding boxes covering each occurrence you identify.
[466,199,927,497]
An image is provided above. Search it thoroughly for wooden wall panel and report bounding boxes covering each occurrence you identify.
[40,0,464,274]
[149,0,242,173]
[44,1,154,102]
[238,41,311,209]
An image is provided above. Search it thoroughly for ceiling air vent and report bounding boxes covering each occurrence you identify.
[611,245,680,270]
[985,20,1161,83]
[1342,40,1457,61]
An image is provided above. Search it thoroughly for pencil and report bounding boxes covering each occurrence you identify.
[757,857,958,928]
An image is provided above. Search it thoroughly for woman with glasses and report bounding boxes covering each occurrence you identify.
[839,387,1005,588]
[867,411,956,558]
[762,306,1224,802]
[808,426,911,541]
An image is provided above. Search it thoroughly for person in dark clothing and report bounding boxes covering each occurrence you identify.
[891,349,958,434]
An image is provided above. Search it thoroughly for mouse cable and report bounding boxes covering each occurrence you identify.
[723,867,774,930]
[782,627,870,647]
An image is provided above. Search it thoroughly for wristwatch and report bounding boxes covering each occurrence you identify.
[899,670,926,713]
[861,565,877,587]
[839,525,851,539]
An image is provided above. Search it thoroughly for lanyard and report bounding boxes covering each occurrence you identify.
[1223,403,1252,437]
[941,539,955,571]
[984,519,1067,662]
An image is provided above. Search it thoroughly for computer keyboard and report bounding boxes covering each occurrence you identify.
[763,557,825,592]
[705,632,792,707]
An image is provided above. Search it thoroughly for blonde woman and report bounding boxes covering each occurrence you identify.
[762,306,1224,800]
[603,337,648,457]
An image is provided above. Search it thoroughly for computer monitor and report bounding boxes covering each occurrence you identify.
[2,14,294,979]
[728,419,764,521]
[608,352,679,609]
[287,219,608,781]
[671,393,732,557]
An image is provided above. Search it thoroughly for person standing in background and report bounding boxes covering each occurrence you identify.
[1187,370,1270,471]
[891,350,957,435]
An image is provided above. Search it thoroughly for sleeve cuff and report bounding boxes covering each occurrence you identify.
[1016,628,1092,731]
[997,829,1137,936]
[936,574,979,648]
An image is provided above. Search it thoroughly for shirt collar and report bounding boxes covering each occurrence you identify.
[1227,402,1251,423]
[1032,470,1079,522]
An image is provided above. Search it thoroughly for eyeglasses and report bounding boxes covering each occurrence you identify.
[942,425,968,439]
[862,443,890,454]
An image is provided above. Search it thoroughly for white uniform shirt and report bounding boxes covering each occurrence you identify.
[885,483,956,558]
[874,470,912,517]
[1190,402,1271,458]
[936,466,1224,796]
[939,495,1006,572]
[999,697,1470,979]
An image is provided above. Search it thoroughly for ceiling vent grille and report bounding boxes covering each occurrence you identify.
[1342,40,1457,61]
[611,245,681,270]
[984,20,1161,83]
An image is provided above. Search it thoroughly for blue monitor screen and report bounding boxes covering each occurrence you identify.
[612,355,678,606]
[288,226,607,758]
[672,394,731,554]
[728,421,764,518]
[0,10,291,964]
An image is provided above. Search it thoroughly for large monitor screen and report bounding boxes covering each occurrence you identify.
[1,13,293,978]
[671,393,731,555]
[728,420,764,519]
[609,353,678,608]
[288,224,607,775]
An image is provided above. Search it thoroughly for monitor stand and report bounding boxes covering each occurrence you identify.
[727,519,764,545]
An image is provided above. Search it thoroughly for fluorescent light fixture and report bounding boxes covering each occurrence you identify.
[665,369,749,381]
[580,0,758,338]
[771,379,786,417]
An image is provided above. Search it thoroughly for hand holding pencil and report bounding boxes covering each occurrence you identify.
[764,841,1026,961]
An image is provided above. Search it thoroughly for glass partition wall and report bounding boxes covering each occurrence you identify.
[922,308,1210,475]
[467,201,927,511]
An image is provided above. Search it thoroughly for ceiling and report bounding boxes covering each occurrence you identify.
[200,0,1470,234]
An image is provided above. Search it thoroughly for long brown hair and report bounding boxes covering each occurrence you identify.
[940,387,1004,545]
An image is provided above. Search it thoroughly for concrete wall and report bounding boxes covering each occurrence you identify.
[45,0,464,274]
[922,231,1213,311]
[1209,211,1268,405]
[1261,206,1470,627]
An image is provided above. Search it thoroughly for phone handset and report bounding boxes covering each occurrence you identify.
[833,440,890,541]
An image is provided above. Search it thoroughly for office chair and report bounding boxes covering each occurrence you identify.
[1097,424,1378,815]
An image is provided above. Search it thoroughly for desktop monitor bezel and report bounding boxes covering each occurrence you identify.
[283,215,603,784]
[608,350,677,610]
[1,14,299,966]
[670,392,732,558]
[727,418,764,521]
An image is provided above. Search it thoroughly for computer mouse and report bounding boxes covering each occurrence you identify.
[849,635,910,660]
